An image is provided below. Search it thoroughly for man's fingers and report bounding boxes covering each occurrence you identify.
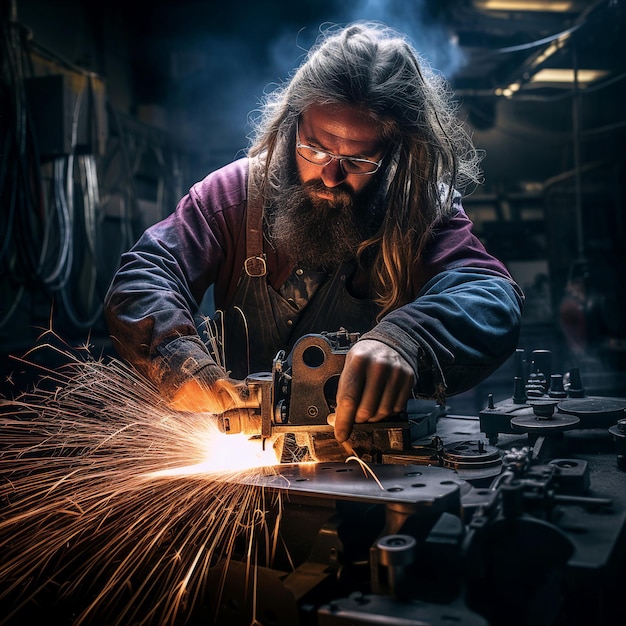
[378,367,415,417]
[333,388,360,443]
[333,340,416,442]
[352,360,413,422]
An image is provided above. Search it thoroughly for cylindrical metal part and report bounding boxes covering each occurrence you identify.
[376,534,417,567]
[548,374,567,399]
[513,376,527,404]
[531,350,552,387]
[514,348,527,382]
[217,408,262,435]
[567,367,585,398]
[501,482,524,518]
[376,534,416,600]
[608,417,626,472]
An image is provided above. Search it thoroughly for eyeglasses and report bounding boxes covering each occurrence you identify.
[296,121,384,175]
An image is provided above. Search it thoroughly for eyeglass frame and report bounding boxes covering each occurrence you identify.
[295,120,385,176]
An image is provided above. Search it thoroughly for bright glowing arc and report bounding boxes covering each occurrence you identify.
[148,431,280,478]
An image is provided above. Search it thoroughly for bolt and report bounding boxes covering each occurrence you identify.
[548,374,567,399]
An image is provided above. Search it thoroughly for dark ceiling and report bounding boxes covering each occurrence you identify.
[126,0,625,100]
[109,0,625,187]
[442,0,624,93]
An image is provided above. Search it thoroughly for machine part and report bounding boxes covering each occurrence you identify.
[512,376,527,404]
[214,412,625,626]
[526,370,548,398]
[382,435,444,464]
[530,349,552,383]
[275,331,408,435]
[441,440,502,471]
[295,426,411,463]
[479,398,536,444]
[528,398,559,416]
[376,534,417,600]
[566,367,585,397]
[240,462,466,512]
[558,396,626,428]
[216,331,411,457]
[479,393,615,443]
[382,438,503,481]
[464,514,575,626]
[279,331,357,428]
[376,534,416,566]
[548,374,568,398]
[215,371,274,436]
[216,332,357,437]
[217,407,261,435]
[477,348,626,444]
[514,348,527,382]
[608,417,626,471]
[511,399,579,433]
[407,399,443,440]
[317,593,489,626]
[547,458,590,494]
[510,411,580,433]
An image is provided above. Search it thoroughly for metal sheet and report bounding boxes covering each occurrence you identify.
[239,462,465,509]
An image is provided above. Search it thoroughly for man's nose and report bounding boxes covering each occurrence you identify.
[320,158,347,187]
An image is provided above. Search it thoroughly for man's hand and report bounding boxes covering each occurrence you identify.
[169,376,250,414]
[333,339,415,443]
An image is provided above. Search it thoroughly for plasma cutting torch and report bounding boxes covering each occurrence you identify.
[215,330,414,462]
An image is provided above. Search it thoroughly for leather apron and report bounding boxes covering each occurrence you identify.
[218,166,380,379]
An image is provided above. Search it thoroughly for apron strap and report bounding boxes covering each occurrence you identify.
[244,158,267,277]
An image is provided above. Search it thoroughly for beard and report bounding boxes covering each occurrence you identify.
[265,149,385,269]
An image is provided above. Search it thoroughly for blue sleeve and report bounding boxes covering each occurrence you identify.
[361,267,524,399]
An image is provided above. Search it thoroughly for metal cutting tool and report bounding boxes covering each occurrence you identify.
[215,329,414,461]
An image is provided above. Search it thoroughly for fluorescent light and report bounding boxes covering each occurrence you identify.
[476,1,574,11]
[530,68,609,83]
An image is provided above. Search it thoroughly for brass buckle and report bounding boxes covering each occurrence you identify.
[244,255,267,277]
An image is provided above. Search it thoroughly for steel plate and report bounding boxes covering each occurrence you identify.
[236,462,467,510]
[239,462,465,510]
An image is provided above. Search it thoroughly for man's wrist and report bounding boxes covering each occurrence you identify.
[155,335,225,398]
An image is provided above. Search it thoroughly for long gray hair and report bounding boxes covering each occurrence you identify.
[249,22,482,319]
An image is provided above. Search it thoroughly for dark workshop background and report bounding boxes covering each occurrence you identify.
[1,0,625,412]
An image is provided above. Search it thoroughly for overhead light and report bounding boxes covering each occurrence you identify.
[530,68,609,83]
[495,82,522,97]
[475,1,574,11]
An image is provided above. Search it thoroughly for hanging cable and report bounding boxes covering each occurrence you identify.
[0,13,44,330]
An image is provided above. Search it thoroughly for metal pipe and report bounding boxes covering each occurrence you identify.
[571,45,585,261]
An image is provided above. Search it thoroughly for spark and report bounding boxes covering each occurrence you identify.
[345,455,385,491]
[0,333,287,626]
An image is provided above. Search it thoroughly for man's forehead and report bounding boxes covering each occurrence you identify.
[300,103,384,148]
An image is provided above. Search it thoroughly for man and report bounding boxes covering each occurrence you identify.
[104,23,523,448]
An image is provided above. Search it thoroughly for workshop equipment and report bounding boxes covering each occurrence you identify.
[206,340,626,626]
[216,330,418,462]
